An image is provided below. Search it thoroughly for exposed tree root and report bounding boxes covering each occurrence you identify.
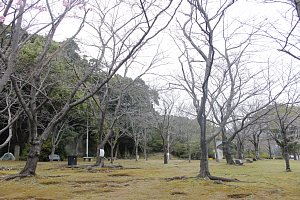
[2,173,35,181]
[165,176,188,181]
[165,175,239,182]
[196,174,239,182]
[208,175,239,182]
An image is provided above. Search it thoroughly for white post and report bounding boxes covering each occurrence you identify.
[167,130,170,160]
[86,118,89,157]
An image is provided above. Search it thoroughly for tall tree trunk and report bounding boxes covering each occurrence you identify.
[236,135,244,160]
[163,145,168,164]
[213,137,219,162]
[163,139,168,164]
[135,141,139,161]
[222,132,234,165]
[114,142,119,160]
[96,129,114,167]
[268,139,272,159]
[49,145,56,162]
[19,139,41,176]
[96,144,105,167]
[134,131,139,161]
[143,130,147,161]
[188,141,191,163]
[198,137,210,178]
[283,146,291,172]
[282,138,291,172]
[110,143,114,164]
[223,141,235,165]
[167,130,170,160]
[197,94,211,178]
[254,135,260,159]
[254,141,260,159]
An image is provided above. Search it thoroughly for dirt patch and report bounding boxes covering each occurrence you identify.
[105,164,124,169]
[74,180,103,184]
[227,193,252,198]
[109,173,131,177]
[46,175,69,178]
[103,189,114,193]
[165,176,187,181]
[170,191,188,196]
[12,196,55,200]
[40,180,60,185]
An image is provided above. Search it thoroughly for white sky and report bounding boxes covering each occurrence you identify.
[2,0,300,112]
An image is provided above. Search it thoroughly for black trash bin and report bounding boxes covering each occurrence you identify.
[68,155,77,166]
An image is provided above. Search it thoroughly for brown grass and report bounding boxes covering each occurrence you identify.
[0,159,299,199]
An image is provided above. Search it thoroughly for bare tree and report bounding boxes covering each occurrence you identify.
[173,0,242,180]
[49,121,66,162]
[153,95,174,164]
[267,100,300,172]
[2,0,181,179]
[80,0,182,168]
[263,0,300,60]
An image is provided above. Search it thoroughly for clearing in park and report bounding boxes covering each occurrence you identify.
[0,158,299,200]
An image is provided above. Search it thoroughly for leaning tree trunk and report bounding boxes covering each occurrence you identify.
[223,141,235,165]
[283,144,291,172]
[163,145,168,164]
[19,139,41,176]
[222,132,234,165]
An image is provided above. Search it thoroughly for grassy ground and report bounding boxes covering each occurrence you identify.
[0,158,299,200]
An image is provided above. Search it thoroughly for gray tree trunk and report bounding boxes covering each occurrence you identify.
[222,132,234,165]
[213,137,219,162]
[223,140,235,165]
[19,139,41,176]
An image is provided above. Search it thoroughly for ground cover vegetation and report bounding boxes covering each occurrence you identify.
[0,159,299,199]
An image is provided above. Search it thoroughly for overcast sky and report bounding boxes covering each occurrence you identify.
[2,0,299,109]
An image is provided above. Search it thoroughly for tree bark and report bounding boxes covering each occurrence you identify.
[114,142,119,161]
[95,144,105,167]
[213,137,219,162]
[96,129,114,167]
[163,140,168,164]
[236,135,244,160]
[143,130,148,161]
[223,141,235,165]
[254,138,260,160]
[50,145,56,162]
[188,141,192,163]
[110,144,114,164]
[135,142,139,161]
[283,143,291,172]
[268,139,272,159]
[19,139,41,176]
[198,137,211,178]
[222,132,235,165]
